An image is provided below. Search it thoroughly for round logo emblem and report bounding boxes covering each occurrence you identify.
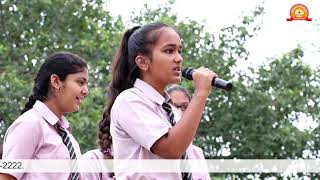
[287,4,312,21]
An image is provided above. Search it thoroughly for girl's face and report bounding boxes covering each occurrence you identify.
[169,90,190,113]
[144,27,183,92]
[57,68,89,113]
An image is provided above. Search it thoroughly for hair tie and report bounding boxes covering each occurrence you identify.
[102,148,111,154]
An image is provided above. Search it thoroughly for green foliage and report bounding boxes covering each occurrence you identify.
[1,1,320,179]
[0,69,31,124]
[127,1,319,178]
[0,0,123,151]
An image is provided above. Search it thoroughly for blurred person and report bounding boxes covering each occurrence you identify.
[81,118,115,180]
[167,84,211,180]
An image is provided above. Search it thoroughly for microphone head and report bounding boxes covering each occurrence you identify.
[225,83,233,91]
[181,67,194,80]
[214,78,233,91]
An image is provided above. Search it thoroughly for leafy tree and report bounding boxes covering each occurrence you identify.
[127,1,320,178]
[0,0,124,152]
[1,1,320,179]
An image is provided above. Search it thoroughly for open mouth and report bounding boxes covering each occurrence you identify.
[173,66,181,73]
[76,97,84,103]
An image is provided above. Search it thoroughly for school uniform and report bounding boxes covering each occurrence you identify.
[111,78,193,179]
[82,149,114,180]
[2,100,82,179]
[187,145,211,180]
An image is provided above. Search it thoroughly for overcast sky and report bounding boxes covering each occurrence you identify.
[106,0,320,69]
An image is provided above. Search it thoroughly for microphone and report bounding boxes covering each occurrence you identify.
[182,67,233,91]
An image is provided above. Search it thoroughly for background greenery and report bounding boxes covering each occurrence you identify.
[1,0,319,178]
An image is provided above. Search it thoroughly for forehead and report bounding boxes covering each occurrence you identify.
[66,68,89,79]
[169,90,189,103]
[154,27,182,48]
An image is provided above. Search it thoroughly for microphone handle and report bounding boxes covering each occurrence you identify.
[181,67,232,91]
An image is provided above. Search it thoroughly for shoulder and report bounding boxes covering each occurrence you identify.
[2,109,44,159]
[4,109,45,147]
[112,88,148,111]
[8,109,43,132]
[191,145,204,153]
[187,145,206,159]
[83,149,104,160]
[116,88,144,102]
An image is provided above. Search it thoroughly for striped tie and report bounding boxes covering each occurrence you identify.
[162,102,176,126]
[57,125,80,180]
[162,102,192,180]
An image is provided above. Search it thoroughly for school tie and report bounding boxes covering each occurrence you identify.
[162,102,193,180]
[57,125,80,180]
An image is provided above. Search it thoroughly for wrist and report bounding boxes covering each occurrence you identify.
[193,92,209,101]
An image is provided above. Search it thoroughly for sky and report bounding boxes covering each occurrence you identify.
[106,0,320,68]
[105,0,320,130]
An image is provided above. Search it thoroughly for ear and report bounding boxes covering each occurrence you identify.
[135,55,150,72]
[50,74,62,91]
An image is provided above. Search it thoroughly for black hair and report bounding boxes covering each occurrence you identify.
[98,22,178,157]
[21,52,87,114]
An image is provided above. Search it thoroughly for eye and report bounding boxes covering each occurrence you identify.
[164,49,173,54]
[77,80,86,86]
[181,104,189,111]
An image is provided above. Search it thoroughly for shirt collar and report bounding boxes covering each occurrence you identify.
[133,78,172,105]
[33,100,70,129]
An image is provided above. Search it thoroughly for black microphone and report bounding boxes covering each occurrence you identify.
[182,67,233,91]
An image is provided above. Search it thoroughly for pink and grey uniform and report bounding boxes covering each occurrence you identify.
[2,100,82,180]
[111,79,194,180]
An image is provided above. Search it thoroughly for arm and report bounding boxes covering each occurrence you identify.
[151,68,217,158]
[0,173,17,180]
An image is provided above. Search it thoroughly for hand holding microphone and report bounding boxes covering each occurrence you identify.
[182,67,233,91]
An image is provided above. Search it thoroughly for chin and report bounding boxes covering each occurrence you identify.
[173,77,181,84]
[68,106,80,113]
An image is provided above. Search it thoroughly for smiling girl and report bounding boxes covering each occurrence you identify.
[0,52,89,180]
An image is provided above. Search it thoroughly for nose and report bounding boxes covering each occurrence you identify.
[82,85,89,97]
[175,52,183,63]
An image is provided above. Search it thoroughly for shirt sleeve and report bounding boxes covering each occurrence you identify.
[82,149,114,180]
[1,116,41,179]
[112,96,169,151]
[188,145,211,180]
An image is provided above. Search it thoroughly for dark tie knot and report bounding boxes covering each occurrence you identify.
[57,126,67,137]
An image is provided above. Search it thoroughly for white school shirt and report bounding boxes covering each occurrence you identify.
[111,78,191,180]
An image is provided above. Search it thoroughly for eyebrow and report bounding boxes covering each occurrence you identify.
[163,43,183,49]
[77,77,88,82]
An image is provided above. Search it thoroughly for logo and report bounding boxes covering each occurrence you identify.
[286,4,312,21]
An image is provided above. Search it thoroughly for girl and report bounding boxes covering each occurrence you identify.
[81,118,114,180]
[167,84,211,180]
[0,52,89,180]
[101,22,217,179]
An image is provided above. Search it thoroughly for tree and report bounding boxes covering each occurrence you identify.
[127,1,320,178]
[0,0,124,152]
[1,1,320,179]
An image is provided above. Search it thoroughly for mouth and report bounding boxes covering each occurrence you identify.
[173,66,181,74]
[76,96,84,103]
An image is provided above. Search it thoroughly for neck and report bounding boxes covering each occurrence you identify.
[141,77,166,96]
[43,98,63,119]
